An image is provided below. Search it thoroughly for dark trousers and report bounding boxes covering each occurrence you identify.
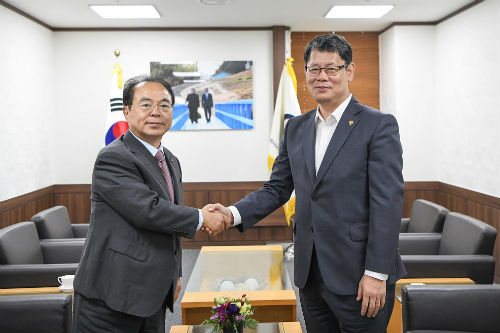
[72,292,167,333]
[204,106,211,121]
[299,248,395,333]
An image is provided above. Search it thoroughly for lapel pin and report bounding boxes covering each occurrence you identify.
[170,158,174,163]
[348,120,354,126]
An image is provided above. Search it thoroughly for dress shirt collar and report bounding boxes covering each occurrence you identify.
[314,93,352,124]
[129,130,164,157]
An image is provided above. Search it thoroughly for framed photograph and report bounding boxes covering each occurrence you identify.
[150,60,254,131]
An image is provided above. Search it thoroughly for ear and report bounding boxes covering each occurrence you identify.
[123,105,130,120]
[347,62,356,82]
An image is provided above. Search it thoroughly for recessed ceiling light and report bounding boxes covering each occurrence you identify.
[197,0,231,5]
[89,5,160,19]
[325,5,394,19]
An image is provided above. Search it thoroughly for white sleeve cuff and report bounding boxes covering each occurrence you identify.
[196,209,203,231]
[364,270,388,281]
[228,206,242,226]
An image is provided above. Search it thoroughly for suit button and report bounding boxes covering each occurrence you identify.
[312,194,318,201]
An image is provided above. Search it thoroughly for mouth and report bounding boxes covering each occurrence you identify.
[314,85,331,91]
[147,122,163,127]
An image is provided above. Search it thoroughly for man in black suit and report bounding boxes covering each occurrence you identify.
[186,88,200,123]
[72,75,228,333]
[201,88,213,122]
[207,34,405,332]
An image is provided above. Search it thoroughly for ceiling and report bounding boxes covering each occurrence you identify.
[3,0,477,31]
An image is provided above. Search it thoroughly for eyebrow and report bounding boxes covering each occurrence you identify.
[309,62,341,67]
[137,97,171,103]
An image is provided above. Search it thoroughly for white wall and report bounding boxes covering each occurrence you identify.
[380,26,438,181]
[0,6,55,201]
[380,0,500,197]
[52,30,273,184]
[435,0,500,197]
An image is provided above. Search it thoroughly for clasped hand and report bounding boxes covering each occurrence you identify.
[200,203,233,236]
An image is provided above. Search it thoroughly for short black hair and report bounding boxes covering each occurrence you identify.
[304,34,353,66]
[123,75,175,106]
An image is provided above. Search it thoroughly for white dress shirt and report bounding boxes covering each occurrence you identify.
[230,94,387,281]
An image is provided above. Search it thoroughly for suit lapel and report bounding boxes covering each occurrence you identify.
[302,112,317,185]
[314,99,361,189]
[123,131,171,200]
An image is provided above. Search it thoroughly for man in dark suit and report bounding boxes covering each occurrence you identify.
[72,75,227,333]
[186,88,200,124]
[207,34,405,332]
[201,88,213,122]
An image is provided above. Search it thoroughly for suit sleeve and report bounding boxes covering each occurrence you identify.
[234,121,295,231]
[365,114,404,274]
[92,149,199,239]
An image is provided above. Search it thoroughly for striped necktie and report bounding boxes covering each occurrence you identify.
[155,150,175,202]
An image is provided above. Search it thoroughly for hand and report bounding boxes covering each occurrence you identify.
[201,205,226,236]
[174,277,181,302]
[357,274,386,317]
[204,203,233,231]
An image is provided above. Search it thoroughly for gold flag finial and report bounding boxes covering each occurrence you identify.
[114,49,121,58]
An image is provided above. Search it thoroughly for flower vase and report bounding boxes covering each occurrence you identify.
[222,323,243,333]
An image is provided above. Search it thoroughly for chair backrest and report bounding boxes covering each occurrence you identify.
[0,222,43,264]
[439,212,497,255]
[407,199,449,233]
[402,284,500,332]
[0,294,72,333]
[31,206,74,239]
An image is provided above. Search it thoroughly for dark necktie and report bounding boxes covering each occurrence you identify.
[155,150,175,202]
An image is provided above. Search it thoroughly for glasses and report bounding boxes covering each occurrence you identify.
[305,64,348,77]
[135,102,173,113]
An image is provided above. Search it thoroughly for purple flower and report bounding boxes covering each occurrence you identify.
[225,303,240,315]
[219,310,227,322]
[210,314,218,321]
[234,315,245,322]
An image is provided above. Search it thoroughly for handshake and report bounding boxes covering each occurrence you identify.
[200,203,233,236]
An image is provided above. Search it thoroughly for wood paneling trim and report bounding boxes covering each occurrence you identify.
[53,184,91,194]
[438,182,500,209]
[0,186,54,212]
[404,181,439,191]
[273,25,287,104]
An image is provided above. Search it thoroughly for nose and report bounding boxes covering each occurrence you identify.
[316,68,329,80]
[150,104,161,115]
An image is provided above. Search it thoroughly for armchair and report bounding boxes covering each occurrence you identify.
[402,284,500,333]
[31,205,88,239]
[401,199,449,233]
[0,294,72,333]
[0,222,82,288]
[399,212,497,284]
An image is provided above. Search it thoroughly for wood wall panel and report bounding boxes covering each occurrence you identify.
[1,181,498,281]
[291,31,380,114]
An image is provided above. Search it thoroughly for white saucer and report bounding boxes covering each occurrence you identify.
[58,286,73,292]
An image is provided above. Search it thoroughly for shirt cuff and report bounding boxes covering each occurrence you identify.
[364,270,388,281]
[196,209,203,231]
[228,206,242,226]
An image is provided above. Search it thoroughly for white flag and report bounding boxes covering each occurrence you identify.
[268,58,301,225]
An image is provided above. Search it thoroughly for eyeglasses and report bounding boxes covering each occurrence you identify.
[305,64,348,77]
[135,102,173,113]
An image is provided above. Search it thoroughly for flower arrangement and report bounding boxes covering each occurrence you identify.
[201,294,258,332]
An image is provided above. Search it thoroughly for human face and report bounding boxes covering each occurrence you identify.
[123,81,173,148]
[305,50,355,112]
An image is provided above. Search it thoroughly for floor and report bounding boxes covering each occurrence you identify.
[165,244,307,333]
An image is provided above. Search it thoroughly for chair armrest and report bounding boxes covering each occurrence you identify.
[71,224,89,238]
[398,233,441,255]
[41,240,84,263]
[401,255,495,284]
[0,264,78,288]
[0,294,72,333]
[402,284,500,332]
[400,218,410,232]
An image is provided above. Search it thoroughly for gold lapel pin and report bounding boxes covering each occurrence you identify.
[348,120,354,126]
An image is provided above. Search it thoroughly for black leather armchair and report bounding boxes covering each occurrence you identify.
[0,294,72,333]
[402,284,500,333]
[0,222,82,288]
[401,199,449,233]
[31,205,88,240]
[399,212,497,284]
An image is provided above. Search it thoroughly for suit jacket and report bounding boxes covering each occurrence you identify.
[202,93,213,108]
[235,96,406,295]
[73,131,199,317]
[186,93,200,110]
